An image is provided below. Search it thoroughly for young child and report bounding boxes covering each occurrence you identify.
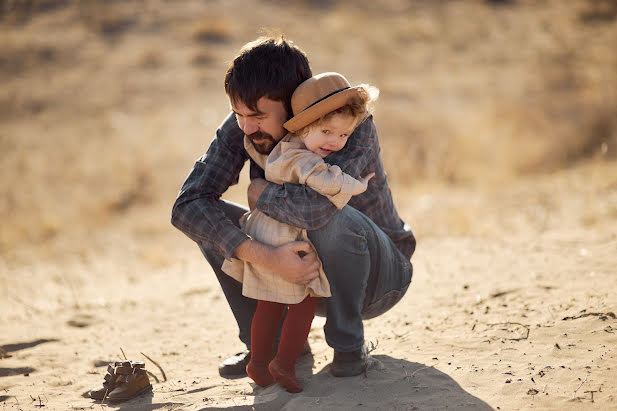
[222,72,379,393]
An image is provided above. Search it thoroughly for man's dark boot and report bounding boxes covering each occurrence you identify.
[219,350,251,377]
[330,345,379,377]
[219,342,312,378]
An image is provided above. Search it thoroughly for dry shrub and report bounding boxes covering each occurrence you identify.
[431,93,617,183]
[379,88,617,187]
[191,51,216,66]
[191,17,233,43]
[1,0,70,23]
[274,0,341,9]
[105,171,152,214]
[0,42,57,76]
[0,41,55,119]
[137,48,163,69]
[377,1,617,186]
[76,0,136,36]
[0,94,48,120]
[580,0,617,24]
[95,16,135,36]
[3,0,617,259]
[510,52,617,173]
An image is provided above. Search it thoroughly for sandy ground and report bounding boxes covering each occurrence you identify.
[2,162,616,410]
[2,1,617,410]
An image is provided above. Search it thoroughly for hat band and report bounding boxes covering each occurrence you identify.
[302,87,350,112]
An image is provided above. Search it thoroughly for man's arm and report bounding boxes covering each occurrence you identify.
[171,113,250,258]
[172,113,320,284]
[255,116,378,230]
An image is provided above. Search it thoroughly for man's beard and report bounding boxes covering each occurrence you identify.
[247,130,277,154]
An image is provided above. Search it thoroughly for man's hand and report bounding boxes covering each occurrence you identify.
[234,238,320,285]
[271,241,320,284]
[247,178,269,211]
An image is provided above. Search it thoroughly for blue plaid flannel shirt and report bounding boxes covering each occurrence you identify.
[171,112,416,260]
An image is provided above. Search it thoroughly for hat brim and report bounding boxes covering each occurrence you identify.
[283,87,362,133]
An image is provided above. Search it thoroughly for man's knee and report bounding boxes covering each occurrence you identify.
[308,206,369,252]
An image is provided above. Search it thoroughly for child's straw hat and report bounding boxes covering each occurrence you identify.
[283,72,362,133]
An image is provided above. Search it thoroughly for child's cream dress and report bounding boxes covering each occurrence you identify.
[221,134,368,304]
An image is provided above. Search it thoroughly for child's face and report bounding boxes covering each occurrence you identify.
[303,114,356,158]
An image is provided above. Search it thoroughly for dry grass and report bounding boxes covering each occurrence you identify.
[191,16,233,44]
[1,0,70,23]
[136,48,164,69]
[1,0,616,262]
[75,0,137,36]
[191,50,217,66]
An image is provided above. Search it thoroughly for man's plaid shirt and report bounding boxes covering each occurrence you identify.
[171,112,416,261]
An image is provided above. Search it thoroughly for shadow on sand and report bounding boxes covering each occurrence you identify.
[0,367,36,378]
[1,338,59,355]
[88,391,178,411]
[202,354,492,410]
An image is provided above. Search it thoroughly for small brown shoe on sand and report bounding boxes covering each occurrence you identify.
[89,361,129,400]
[107,366,152,402]
[90,360,151,402]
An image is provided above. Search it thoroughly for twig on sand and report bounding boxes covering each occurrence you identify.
[366,339,379,354]
[404,365,434,380]
[573,375,588,399]
[474,289,519,306]
[487,322,530,341]
[141,352,167,382]
[101,388,109,405]
[33,394,47,408]
[146,370,160,383]
[8,294,42,314]
[61,272,81,309]
[489,289,519,299]
[562,312,616,321]
[584,390,598,403]
[410,366,433,377]
[169,385,217,398]
[120,347,128,361]
[363,340,379,377]
[546,306,556,322]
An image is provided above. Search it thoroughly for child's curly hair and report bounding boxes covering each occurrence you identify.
[294,84,379,137]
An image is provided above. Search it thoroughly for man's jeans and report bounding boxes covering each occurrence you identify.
[199,200,413,352]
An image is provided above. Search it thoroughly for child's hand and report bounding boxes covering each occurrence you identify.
[352,172,375,195]
[359,172,375,187]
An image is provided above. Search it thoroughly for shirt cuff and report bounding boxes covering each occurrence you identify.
[256,181,279,215]
[220,225,251,261]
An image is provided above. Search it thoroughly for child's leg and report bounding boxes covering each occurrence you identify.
[269,296,318,393]
[246,300,286,387]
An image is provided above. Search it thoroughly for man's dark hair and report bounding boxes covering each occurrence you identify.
[224,35,312,117]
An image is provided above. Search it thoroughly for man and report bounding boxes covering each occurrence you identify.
[171,35,415,378]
